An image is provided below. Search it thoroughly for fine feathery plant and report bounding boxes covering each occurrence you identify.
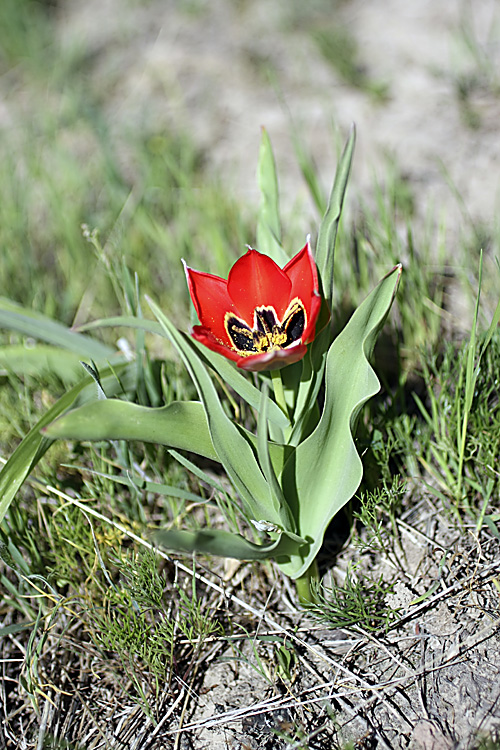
[302,563,401,633]
[0,126,401,601]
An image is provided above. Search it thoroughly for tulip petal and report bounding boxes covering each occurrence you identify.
[185,243,323,370]
[301,293,322,343]
[190,325,241,363]
[184,263,237,346]
[237,342,308,372]
[284,242,321,343]
[283,242,318,304]
[227,249,292,323]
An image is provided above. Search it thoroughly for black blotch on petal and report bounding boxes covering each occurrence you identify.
[282,305,305,346]
[226,315,258,353]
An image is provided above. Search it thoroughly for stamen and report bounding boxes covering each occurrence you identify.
[225,298,307,356]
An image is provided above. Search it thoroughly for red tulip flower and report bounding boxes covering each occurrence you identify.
[184,242,322,371]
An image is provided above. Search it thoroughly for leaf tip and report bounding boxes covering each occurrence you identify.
[384,263,403,281]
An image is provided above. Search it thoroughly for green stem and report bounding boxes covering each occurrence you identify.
[294,558,319,603]
[270,369,289,419]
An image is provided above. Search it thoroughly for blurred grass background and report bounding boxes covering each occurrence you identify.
[0,0,255,326]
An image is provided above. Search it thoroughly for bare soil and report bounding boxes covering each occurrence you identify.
[61,0,500,237]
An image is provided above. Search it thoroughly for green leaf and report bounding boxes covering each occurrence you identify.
[155,527,303,561]
[168,449,227,494]
[281,265,402,578]
[77,315,290,429]
[315,125,356,309]
[44,397,291,478]
[44,399,219,462]
[191,338,290,430]
[76,314,164,339]
[0,622,36,638]
[256,384,295,531]
[0,365,129,525]
[287,333,328,446]
[0,298,114,360]
[147,298,289,529]
[68,466,208,504]
[256,128,288,266]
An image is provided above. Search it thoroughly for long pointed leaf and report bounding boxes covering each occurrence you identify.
[147,299,288,528]
[67,466,207,504]
[281,265,402,578]
[256,128,288,266]
[288,334,328,446]
[315,125,356,308]
[256,384,294,530]
[190,338,290,430]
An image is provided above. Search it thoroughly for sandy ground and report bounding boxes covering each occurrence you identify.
[58,0,500,240]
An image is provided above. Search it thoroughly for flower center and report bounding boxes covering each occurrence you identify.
[224,298,306,356]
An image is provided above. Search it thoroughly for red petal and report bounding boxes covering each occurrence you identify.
[301,292,322,343]
[190,325,241,362]
[236,342,308,372]
[184,263,237,346]
[227,249,292,323]
[284,242,321,343]
[283,242,318,305]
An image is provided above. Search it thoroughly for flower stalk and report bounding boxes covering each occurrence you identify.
[270,369,288,419]
[294,559,320,604]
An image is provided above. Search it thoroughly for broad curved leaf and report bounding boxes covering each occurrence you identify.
[281,264,402,578]
[44,397,292,478]
[44,399,219,461]
[155,527,304,561]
